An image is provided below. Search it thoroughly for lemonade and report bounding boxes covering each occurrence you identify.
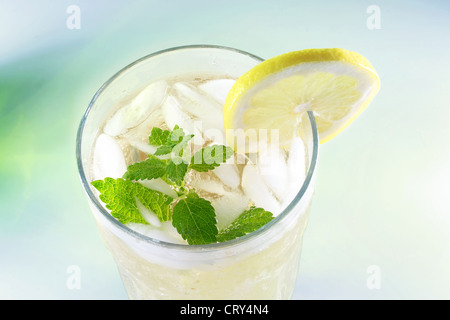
[76,45,378,299]
[91,73,309,241]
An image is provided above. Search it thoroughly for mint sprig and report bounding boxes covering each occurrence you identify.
[92,125,274,245]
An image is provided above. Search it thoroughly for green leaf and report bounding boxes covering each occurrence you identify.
[189,145,234,172]
[148,125,194,157]
[148,127,171,146]
[172,133,194,156]
[166,160,189,186]
[91,178,173,224]
[154,145,173,156]
[170,125,185,144]
[216,207,274,242]
[172,190,218,245]
[122,154,168,181]
[135,182,173,222]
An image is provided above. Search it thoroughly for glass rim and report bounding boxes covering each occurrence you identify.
[76,44,319,252]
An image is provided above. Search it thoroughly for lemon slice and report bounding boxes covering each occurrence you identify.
[223,48,380,151]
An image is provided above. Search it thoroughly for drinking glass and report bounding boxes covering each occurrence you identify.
[76,45,319,299]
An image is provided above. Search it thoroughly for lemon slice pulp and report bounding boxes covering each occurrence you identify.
[223,48,380,151]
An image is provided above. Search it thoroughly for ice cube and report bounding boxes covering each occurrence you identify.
[159,221,188,244]
[173,82,223,114]
[257,145,289,200]
[126,222,187,244]
[135,197,162,227]
[139,178,178,199]
[128,139,157,155]
[173,82,224,135]
[128,145,142,164]
[104,80,168,136]
[212,159,241,190]
[281,136,307,207]
[199,119,225,144]
[123,107,165,142]
[189,175,228,196]
[92,133,127,180]
[192,124,206,146]
[212,191,249,230]
[201,126,226,145]
[287,136,306,181]
[198,78,235,106]
[113,138,141,165]
[161,94,195,135]
[241,163,281,215]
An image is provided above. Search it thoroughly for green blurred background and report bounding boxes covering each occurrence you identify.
[1,0,449,299]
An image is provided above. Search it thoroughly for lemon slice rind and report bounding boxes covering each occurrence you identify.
[223,48,380,148]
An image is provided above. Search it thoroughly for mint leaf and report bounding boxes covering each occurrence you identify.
[149,125,193,157]
[189,145,234,172]
[172,133,194,156]
[216,207,274,242]
[166,161,189,186]
[154,145,173,156]
[172,190,218,245]
[123,154,168,181]
[91,178,173,224]
[170,125,185,144]
[135,182,173,221]
[148,127,171,146]
[92,178,146,224]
